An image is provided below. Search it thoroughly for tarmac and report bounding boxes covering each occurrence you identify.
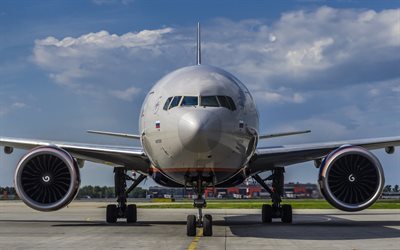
[0,201,399,250]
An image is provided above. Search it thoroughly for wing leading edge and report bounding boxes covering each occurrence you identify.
[249,136,400,174]
[0,137,149,173]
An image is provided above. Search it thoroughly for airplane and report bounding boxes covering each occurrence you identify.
[1,23,399,237]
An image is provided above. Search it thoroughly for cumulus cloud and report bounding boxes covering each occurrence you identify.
[33,27,176,96]
[36,28,172,49]
[110,86,141,101]
[32,6,400,108]
[255,90,305,104]
[204,7,399,92]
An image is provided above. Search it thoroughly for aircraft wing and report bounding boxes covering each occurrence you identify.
[249,136,400,173]
[0,137,149,173]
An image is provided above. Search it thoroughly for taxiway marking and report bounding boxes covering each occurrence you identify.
[187,228,203,250]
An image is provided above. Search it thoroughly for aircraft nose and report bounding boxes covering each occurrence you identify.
[178,111,221,153]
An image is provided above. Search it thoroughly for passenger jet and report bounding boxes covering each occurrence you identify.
[1,24,399,236]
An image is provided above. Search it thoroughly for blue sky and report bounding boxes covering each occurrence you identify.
[0,0,399,187]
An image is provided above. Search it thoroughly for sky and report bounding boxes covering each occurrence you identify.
[0,0,399,188]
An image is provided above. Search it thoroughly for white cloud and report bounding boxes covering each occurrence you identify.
[202,7,400,93]
[285,37,334,69]
[255,90,305,104]
[31,6,400,111]
[258,91,283,103]
[36,28,173,49]
[110,86,141,101]
[33,27,175,96]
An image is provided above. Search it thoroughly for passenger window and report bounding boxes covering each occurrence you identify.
[163,97,172,110]
[226,97,236,111]
[181,96,198,106]
[217,96,230,110]
[200,96,219,107]
[169,96,182,109]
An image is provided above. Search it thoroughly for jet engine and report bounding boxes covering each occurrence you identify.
[318,146,384,211]
[14,146,80,211]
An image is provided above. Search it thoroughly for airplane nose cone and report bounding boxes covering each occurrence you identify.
[178,111,221,153]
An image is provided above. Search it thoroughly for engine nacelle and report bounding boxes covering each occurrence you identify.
[318,146,384,212]
[14,146,80,211]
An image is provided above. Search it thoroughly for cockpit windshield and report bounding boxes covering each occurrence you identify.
[181,96,198,106]
[169,96,182,109]
[200,96,219,107]
[163,95,236,111]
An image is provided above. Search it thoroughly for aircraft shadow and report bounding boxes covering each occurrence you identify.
[223,214,400,240]
[1,213,399,240]
[51,221,185,227]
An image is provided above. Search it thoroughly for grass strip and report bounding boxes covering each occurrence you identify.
[136,199,400,209]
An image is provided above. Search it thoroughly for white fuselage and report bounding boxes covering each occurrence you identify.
[139,65,259,186]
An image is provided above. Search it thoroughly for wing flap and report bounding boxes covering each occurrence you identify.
[87,130,141,139]
[259,130,311,139]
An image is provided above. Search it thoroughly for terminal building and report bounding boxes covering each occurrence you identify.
[148,182,321,199]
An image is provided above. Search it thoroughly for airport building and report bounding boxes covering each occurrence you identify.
[147,183,322,199]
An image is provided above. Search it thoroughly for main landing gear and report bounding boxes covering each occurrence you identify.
[186,176,213,237]
[106,168,146,223]
[253,168,293,224]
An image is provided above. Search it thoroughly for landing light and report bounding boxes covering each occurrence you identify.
[4,146,13,154]
[385,146,395,154]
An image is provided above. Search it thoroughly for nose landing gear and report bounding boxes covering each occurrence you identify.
[186,195,213,236]
[186,176,214,236]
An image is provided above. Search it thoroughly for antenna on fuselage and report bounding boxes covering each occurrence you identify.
[197,22,201,65]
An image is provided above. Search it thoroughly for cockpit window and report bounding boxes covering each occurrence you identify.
[226,96,237,111]
[163,95,236,111]
[217,96,230,109]
[163,97,172,110]
[181,96,198,106]
[169,96,182,109]
[200,96,219,107]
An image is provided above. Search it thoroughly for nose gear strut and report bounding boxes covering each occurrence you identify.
[186,175,213,236]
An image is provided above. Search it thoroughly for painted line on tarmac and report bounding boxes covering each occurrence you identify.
[187,228,203,250]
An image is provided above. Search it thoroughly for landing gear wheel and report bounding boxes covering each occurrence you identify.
[106,204,118,223]
[281,204,292,223]
[187,215,197,236]
[203,214,213,236]
[126,204,137,223]
[262,204,272,223]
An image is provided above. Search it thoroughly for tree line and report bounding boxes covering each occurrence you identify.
[0,186,147,199]
[383,185,400,193]
[1,184,399,199]
[77,185,147,199]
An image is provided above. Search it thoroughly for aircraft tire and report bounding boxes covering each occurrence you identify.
[106,204,118,223]
[203,214,213,236]
[262,204,272,223]
[281,204,292,223]
[187,215,197,236]
[126,204,137,223]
